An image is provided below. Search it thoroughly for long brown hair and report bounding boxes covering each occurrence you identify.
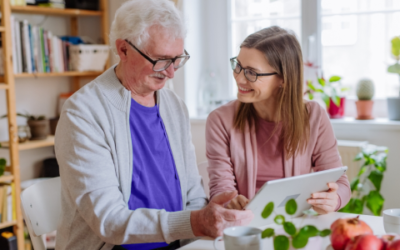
[234,26,310,159]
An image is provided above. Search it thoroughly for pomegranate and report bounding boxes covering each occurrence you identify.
[330,216,373,250]
[387,239,400,250]
[344,234,384,250]
[382,235,398,249]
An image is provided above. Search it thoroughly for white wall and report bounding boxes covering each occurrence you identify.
[190,119,400,211]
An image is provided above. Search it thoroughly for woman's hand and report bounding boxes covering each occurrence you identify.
[307,182,339,214]
[226,194,249,210]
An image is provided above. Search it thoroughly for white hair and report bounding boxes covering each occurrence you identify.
[109,0,186,55]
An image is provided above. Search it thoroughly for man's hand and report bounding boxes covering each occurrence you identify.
[226,194,249,210]
[307,182,339,214]
[190,191,254,238]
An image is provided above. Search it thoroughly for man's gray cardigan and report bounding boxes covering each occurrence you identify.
[54,66,207,250]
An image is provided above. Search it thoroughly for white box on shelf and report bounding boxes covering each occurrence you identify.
[69,44,110,72]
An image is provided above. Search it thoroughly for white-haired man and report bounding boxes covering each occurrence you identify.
[54,0,253,249]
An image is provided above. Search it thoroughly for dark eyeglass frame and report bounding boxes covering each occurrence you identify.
[125,39,190,72]
[230,57,278,82]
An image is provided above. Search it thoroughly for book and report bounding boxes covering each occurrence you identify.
[2,185,7,223]
[28,24,36,72]
[0,186,4,222]
[22,20,33,73]
[10,16,19,73]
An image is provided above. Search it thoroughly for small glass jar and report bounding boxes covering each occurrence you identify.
[18,125,31,143]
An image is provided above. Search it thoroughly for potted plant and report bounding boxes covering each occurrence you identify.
[355,78,375,120]
[339,145,388,215]
[305,75,349,119]
[0,144,6,177]
[387,36,400,120]
[261,199,331,250]
[16,113,49,140]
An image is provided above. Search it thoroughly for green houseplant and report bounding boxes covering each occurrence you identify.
[0,143,6,177]
[355,78,375,120]
[339,145,388,216]
[261,199,331,250]
[387,36,400,120]
[305,75,349,118]
[2,112,49,140]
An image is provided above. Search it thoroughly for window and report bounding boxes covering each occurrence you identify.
[228,0,400,99]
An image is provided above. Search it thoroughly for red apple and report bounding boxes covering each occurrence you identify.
[330,216,373,250]
[344,234,384,250]
[387,239,400,250]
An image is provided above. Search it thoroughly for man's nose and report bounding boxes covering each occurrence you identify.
[163,63,175,79]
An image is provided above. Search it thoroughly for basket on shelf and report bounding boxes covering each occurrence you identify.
[69,44,109,72]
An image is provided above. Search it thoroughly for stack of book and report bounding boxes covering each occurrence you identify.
[11,16,71,74]
[0,183,16,224]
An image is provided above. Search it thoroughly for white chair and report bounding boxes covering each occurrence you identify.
[20,177,61,250]
[198,161,210,198]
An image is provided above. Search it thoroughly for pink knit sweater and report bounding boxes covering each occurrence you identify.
[205,100,351,210]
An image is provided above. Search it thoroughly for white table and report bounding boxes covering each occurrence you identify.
[180,212,385,250]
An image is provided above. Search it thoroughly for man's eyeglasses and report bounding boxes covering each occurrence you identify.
[125,39,190,72]
[230,57,277,82]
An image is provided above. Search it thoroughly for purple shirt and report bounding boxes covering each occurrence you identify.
[122,98,182,250]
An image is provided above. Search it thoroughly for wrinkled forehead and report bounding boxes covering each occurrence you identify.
[143,25,185,58]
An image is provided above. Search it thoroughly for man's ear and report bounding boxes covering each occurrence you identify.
[115,39,128,60]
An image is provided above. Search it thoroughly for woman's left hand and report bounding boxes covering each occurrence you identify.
[307,182,339,214]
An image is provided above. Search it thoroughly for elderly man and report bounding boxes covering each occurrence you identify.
[54,0,253,249]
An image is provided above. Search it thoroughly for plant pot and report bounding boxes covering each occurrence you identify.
[327,97,345,119]
[387,97,400,120]
[27,119,49,140]
[49,117,59,135]
[355,100,374,120]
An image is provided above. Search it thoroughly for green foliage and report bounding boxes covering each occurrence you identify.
[0,158,6,177]
[261,199,331,249]
[388,36,400,75]
[339,145,387,216]
[305,75,348,108]
[1,112,46,121]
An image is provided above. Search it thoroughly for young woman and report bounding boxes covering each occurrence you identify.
[206,26,350,214]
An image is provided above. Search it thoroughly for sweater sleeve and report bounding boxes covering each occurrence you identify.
[206,109,237,200]
[311,105,351,210]
[55,110,194,245]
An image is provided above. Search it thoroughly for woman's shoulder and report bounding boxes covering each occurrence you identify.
[305,100,326,118]
[207,100,239,126]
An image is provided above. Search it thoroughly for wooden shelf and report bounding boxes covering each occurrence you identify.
[0,84,8,90]
[0,175,15,183]
[0,26,5,32]
[11,5,102,16]
[14,71,103,78]
[0,136,55,151]
[0,221,17,230]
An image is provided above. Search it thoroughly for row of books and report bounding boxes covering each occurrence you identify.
[11,16,71,74]
[0,183,16,224]
[11,0,65,9]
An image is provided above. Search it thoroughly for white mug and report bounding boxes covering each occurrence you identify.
[383,209,400,234]
[213,226,263,250]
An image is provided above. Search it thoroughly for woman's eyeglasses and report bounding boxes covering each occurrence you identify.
[125,39,190,72]
[230,57,277,82]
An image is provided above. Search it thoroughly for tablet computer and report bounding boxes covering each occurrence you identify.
[245,166,348,227]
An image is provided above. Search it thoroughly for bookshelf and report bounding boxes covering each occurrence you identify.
[0,0,110,249]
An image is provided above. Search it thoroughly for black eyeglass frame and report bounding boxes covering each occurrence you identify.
[125,39,190,72]
[230,57,278,82]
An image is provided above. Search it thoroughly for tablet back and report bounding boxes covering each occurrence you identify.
[246,166,348,227]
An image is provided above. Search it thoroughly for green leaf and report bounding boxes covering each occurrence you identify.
[333,96,341,107]
[261,202,274,219]
[307,82,316,91]
[308,92,314,100]
[368,170,383,191]
[329,76,342,82]
[339,198,364,214]
[0,158,5,176]
[319,229,331,237]
[274,215,285,225]
[315,89,324,93]
[274,235,290,250]
[318,77,326,87]
[354,152,363,161]
[292,233,308,249]
[299,225,319,238]
[366,191,384,216]
[340,87,350,92]
[262,228,274,239]
[283,222,296,236]
[285,199,297,215]
[358,165,368,177]
[322,94,330,108]
[350,177,359,192]
[0,158,6,166]
[391,36,400,57]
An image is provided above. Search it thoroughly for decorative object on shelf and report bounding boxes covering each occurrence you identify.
[355,78,375,120]
[339,145,388,216]
[387,36,400,120]
[261,198,331,250]
[305,75,349,119]
[65,0,99,10]
[69,44,110,72]
[17,113,49,140]
[0,157,5,177]
[17,125,31,143]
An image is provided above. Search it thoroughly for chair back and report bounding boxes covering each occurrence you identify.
[197,161,210,198]
[20,177,61,250]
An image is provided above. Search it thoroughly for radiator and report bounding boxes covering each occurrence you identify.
[337,140,368,182]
